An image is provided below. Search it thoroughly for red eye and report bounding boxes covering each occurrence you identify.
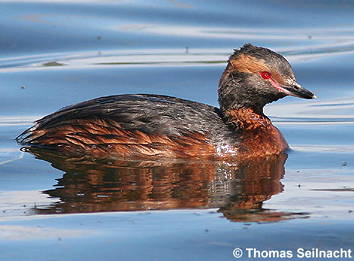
[260,71,271,79]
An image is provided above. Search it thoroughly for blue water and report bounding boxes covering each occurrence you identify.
[0,1,354,260]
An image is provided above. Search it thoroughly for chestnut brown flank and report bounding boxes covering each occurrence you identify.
[29,118,217,159]
[28,112,287,160]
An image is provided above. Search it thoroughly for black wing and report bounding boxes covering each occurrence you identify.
[17,94,235,145]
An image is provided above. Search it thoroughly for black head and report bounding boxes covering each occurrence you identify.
[218,44,315,113]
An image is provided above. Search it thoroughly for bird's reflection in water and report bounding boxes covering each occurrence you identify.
[26,148,306,222]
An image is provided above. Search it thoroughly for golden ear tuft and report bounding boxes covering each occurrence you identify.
[229,54,269,74]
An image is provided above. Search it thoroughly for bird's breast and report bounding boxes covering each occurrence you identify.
[222,108,288,159]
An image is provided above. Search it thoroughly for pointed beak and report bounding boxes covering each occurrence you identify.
[282,81,316,99]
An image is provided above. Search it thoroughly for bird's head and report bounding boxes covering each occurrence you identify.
[219,44,315,113]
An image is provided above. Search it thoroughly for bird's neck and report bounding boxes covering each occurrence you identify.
[222,108,270,130]
[218,75,265,114]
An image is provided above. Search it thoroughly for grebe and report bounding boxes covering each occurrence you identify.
[16,44,315,159]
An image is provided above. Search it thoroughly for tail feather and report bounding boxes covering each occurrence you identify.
[16,124,45,145]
